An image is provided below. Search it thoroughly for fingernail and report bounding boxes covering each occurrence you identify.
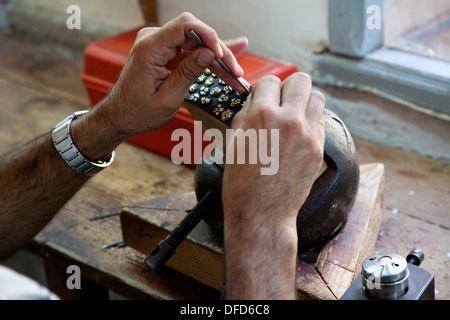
[236,64,244,77]
[240,77,250,89]
[197,50,214,67]
[217,45,224,58]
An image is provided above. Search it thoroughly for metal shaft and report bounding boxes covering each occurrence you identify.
[144,191,214,271]
[189,29,251,94]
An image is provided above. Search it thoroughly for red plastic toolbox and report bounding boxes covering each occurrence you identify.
[81,27,298,165]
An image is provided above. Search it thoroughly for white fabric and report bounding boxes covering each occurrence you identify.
[0,265,59,300]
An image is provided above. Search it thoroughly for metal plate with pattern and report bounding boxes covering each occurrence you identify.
[185,69,252,127]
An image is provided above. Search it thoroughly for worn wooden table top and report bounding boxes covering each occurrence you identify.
[0,33,448,299]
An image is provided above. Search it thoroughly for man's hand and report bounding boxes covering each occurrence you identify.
[98,12,248,137]
[222,73,325,300]
[0,13,247,259]
[71,13,249,163]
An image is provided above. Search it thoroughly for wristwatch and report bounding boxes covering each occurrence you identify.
[52,110,115,176]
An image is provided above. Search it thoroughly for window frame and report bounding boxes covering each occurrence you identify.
[314,0,450,118]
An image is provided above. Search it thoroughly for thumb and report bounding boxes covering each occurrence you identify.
[158,47,215,105]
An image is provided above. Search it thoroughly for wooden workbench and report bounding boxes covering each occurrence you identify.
[0,33,448,300]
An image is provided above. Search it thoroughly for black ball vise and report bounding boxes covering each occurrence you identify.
[144,69,360,271]
[194,110,359,254]
[341,249,435,300]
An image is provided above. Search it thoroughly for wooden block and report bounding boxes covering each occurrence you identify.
[316,163,385,298]
[295,260,337,300]
[120,193,224,289]
[121,163,385,299]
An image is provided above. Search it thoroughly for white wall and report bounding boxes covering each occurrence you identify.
[6,0,329,73]
[158,0,329,73]
[22,0,144,31]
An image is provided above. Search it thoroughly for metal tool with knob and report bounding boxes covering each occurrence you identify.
[341,249,435,300]
[361,253,410,300]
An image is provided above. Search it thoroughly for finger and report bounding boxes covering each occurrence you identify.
[212,37,248,90]
[155,13,247,88]
[166,47,185,70]
[195,38,247,91]
[305,91,325,125]
[183,24,224,58]
[157,47,215,106]
[306,92,325,159]
[250,75,282,110]
[170,37,248,82]
[317,119,325,155]
[134,26,159,42]
[231,76,281,129]
[305,91,325,131]
[280,72,312,113]
[223,36,249,54]
[218,40,244,78]
[208,60,251,92]
[136,13,223,63]
[168,13,224,57]
[164,49,251,93]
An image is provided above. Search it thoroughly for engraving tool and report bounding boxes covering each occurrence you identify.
[189,29,251,94]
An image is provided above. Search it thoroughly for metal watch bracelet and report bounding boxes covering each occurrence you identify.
[51,110,115,176]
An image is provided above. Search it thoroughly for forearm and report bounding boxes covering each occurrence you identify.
[222,74,324,300]
[0,101,121,259]
[224,205,298,300]
[0,132,88,258]
[0,13,247,260]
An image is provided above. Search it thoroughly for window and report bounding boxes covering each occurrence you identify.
[384,0,450,62]
[0,0,9,30]
[314,0,450,117]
